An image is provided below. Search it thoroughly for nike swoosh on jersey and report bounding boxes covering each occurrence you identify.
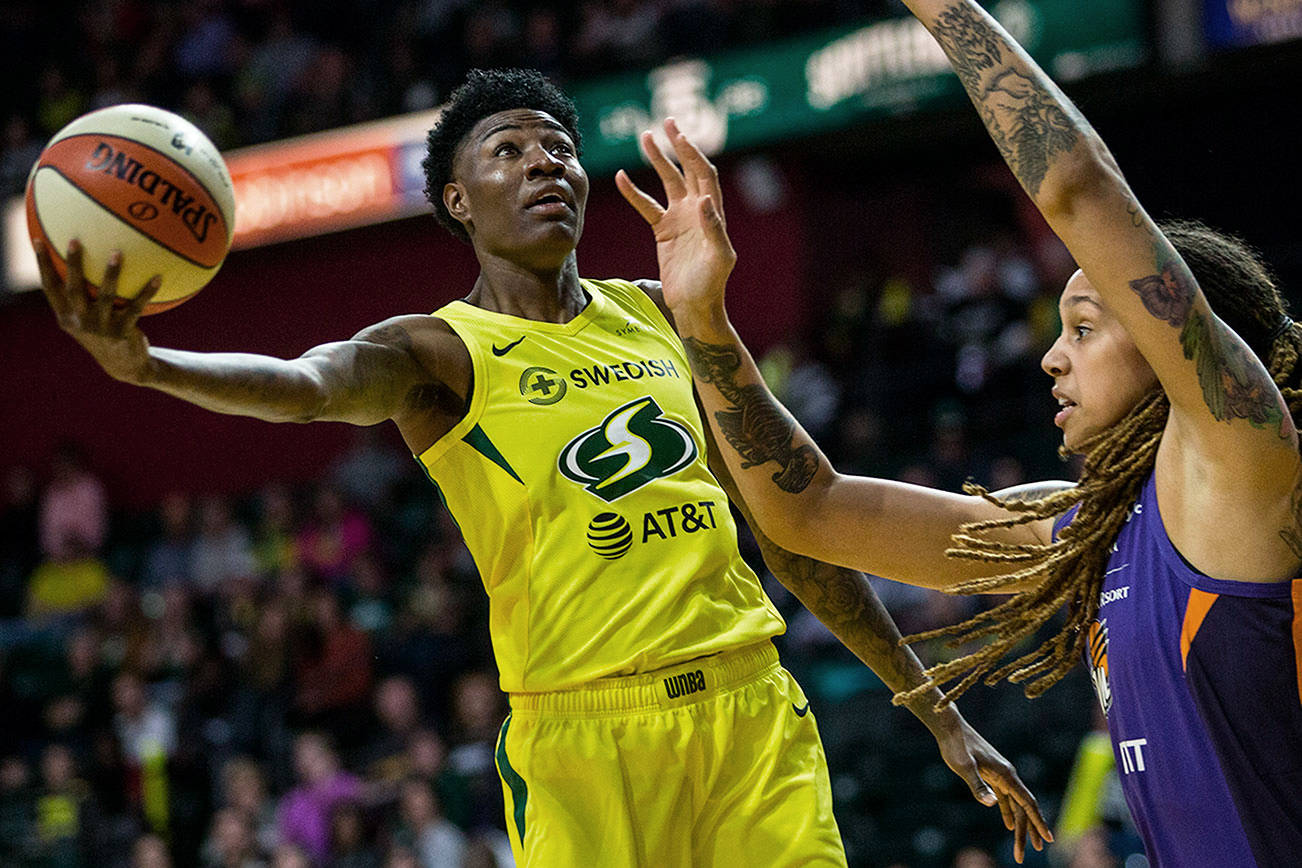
[793,702,810,717]
[493,336,527,356]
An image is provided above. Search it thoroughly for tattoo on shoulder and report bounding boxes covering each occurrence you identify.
[682,337,820,494]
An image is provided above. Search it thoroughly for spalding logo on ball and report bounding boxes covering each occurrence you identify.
[25,104,235,314]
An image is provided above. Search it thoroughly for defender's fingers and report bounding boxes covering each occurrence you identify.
[996,791,1015,831]
[121,275,162,326]
[1013,806,1028,864]
[615,169,666,225]
[667,118,725,220]
[986,765,1052,843]
[33,240,73,317]
[640,130,686,201]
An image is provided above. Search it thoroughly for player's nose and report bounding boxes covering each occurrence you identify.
[525,145,566,179]
[1041,335,1069,377]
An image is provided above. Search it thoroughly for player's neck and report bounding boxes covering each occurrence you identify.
[468,252,586,323]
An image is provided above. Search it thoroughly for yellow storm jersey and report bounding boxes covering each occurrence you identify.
[416,278,785,693]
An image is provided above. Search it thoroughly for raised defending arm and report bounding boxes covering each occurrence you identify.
[899,0,1295,465]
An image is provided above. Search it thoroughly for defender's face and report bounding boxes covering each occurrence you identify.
[1041,271,1159,451]
[445,109,588,268]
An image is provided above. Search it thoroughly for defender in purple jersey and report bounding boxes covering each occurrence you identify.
[634,0,1302,865]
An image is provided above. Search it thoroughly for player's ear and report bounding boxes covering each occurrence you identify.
[444,182,469,226]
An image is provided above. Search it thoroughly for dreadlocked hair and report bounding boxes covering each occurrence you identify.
[894,220,1302,711]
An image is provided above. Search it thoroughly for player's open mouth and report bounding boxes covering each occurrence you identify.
[526,191,572,215]
[1053,394,1077,428]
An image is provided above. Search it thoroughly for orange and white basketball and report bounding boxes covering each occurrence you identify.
[25,104,235,314]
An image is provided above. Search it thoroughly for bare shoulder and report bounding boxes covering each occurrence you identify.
[352,314,469,381]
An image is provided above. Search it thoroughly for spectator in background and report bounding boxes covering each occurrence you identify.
[396,776,466,868]
[0,754,38,865]
[445,672,507,832]
[39,442,107,562]
[209,757,280,857]
[346,554,393,636]
[293,590,373,741]
[330,429,407,514]
[132,832,173,868]
[190,495,257,597]
[140,493,194,589]
[295,486,372,587]
[406,728,472,832]
[327,801,380,868]
[35,742,101,866]
[203,806,268,868]
[251,483,298,580]
[111,671,176,832]
[278,732,362,866]
[358,676,425,785]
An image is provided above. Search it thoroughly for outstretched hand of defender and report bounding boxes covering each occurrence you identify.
[35,239,160,385]
[933,715,1051,863]
[616,117,734,321]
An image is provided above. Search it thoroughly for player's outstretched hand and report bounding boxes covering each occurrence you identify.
[616,117,735,322]
[35,239,161,385]
[933,715,1052,863]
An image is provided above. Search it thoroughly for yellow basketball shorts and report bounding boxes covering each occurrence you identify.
[494,641,847,867]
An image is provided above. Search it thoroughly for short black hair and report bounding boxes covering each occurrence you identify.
[422,68,582,242]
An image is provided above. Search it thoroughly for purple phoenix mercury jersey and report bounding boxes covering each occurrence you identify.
[1056,473,1302,866]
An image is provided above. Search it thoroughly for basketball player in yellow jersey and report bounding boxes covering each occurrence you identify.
[36,69,1049,865]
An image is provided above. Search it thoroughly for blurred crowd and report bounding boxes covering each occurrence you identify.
[0,0,900,196]
[0,226,1150,867]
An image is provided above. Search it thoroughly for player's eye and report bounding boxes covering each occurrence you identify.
[494,143,519,157]
[1074,325,1092,341]
[551,142,573,156]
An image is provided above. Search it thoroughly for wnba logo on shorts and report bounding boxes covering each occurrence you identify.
[664,670,706,699]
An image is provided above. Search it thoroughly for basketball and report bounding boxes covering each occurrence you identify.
[25,104,235,315]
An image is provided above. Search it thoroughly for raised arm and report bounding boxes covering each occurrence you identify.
[900,1,1297,492]
[617,121,1053,588]
[36,240,464,432]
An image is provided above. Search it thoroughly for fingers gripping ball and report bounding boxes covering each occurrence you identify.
[25,104,235,314]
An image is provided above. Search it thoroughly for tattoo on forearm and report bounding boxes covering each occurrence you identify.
[683,337,819,493]
[760,542,923,687]
[931,3,1079,197]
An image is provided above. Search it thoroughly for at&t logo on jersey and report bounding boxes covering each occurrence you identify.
[586,513,633,559]
[559,397,697,502]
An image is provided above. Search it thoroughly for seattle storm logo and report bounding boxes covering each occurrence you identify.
[559,397,697,502]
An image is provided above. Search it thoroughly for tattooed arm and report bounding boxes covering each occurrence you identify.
[619,118,1052,586]
[902,0,1299,577]
[697,417,1049,857]
[36,241,468,433]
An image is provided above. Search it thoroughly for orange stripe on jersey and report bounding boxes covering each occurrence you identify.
[1292,580,1302,706]
[1181,589,1219,672]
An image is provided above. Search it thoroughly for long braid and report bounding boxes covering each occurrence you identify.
[893,221,1301,712]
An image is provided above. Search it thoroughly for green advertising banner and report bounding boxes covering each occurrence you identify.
[570,0,1147,175]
